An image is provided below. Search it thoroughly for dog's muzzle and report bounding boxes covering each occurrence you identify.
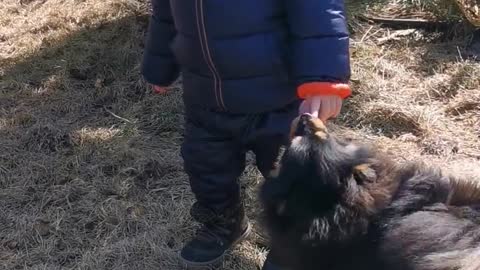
[290,114,329,141]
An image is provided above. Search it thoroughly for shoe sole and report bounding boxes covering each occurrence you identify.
[179,222,253,269]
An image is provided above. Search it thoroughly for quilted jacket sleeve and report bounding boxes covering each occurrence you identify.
[141,0,180,86]
[285,0,351,86]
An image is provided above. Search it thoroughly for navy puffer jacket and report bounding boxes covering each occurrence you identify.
[142,0,350,114]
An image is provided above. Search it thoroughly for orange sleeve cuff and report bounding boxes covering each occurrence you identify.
[297,82,352,100]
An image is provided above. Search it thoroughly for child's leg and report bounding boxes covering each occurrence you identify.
[248,101,299,178]
[179,107,251,267]
[181,121,245,213]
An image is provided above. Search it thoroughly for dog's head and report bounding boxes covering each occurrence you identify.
[286,114,378,205]
[261,114,394,244]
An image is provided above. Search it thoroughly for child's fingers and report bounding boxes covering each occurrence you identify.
[300,96,342,121]
[334,97,342,117]
[299,99,310,115]
[153,85,167,94]
[310,97,321,118]
[318,98,328,122]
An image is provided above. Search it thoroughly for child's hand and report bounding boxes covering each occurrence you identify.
[297,82,350,122]
[299,95,342,122]
[152,85,168,94]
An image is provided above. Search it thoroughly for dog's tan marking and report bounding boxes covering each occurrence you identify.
[315,131,328,140]
[355,164,370,171]
[309,118,328,141]
[289,116,329,140]
[309,117,327,132]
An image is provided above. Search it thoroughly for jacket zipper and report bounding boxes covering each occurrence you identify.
[195,0,226,111]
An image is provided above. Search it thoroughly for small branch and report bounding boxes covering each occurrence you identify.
[360,25,375,43]
[104,106,133,123]
[356,14,454,30]
[377,29,418,45]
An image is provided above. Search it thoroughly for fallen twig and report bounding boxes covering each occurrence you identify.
[104,106,133,123]
[356,14,454,30]
[377,29,418,44]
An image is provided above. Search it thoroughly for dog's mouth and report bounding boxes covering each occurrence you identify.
[290,114,329,141]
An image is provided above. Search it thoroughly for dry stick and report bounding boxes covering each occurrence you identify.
[104,106,133,123]
[356,14,455,30]
[377,29,418,44]
[360,25,374,43]
[457,46,465,61]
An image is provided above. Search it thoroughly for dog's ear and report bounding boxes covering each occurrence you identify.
[353,164,377,183]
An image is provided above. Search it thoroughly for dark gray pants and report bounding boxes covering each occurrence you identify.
[181,101,299,213]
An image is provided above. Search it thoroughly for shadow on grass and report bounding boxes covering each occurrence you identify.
[0,11,185,186]
[0,13,151,127]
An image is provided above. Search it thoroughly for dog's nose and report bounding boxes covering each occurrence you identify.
[290,114,328,141]
[292,114,313,137]
[294,114,311,137]
[290,114,328,140]
[299,113,312,124]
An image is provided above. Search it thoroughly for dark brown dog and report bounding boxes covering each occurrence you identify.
[260,114,480,270]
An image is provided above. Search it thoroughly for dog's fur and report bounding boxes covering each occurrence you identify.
[260,115,480,270]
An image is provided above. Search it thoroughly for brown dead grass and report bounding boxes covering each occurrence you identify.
[0,0,479,269]
[355,0,464,21]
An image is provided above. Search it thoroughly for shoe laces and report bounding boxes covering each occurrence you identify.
[190,202,241,245]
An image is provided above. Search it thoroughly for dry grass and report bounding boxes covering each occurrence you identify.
[353,0,464,20]
[1,0,479,269]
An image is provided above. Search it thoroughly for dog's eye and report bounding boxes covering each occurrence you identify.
[353,164,377,183]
